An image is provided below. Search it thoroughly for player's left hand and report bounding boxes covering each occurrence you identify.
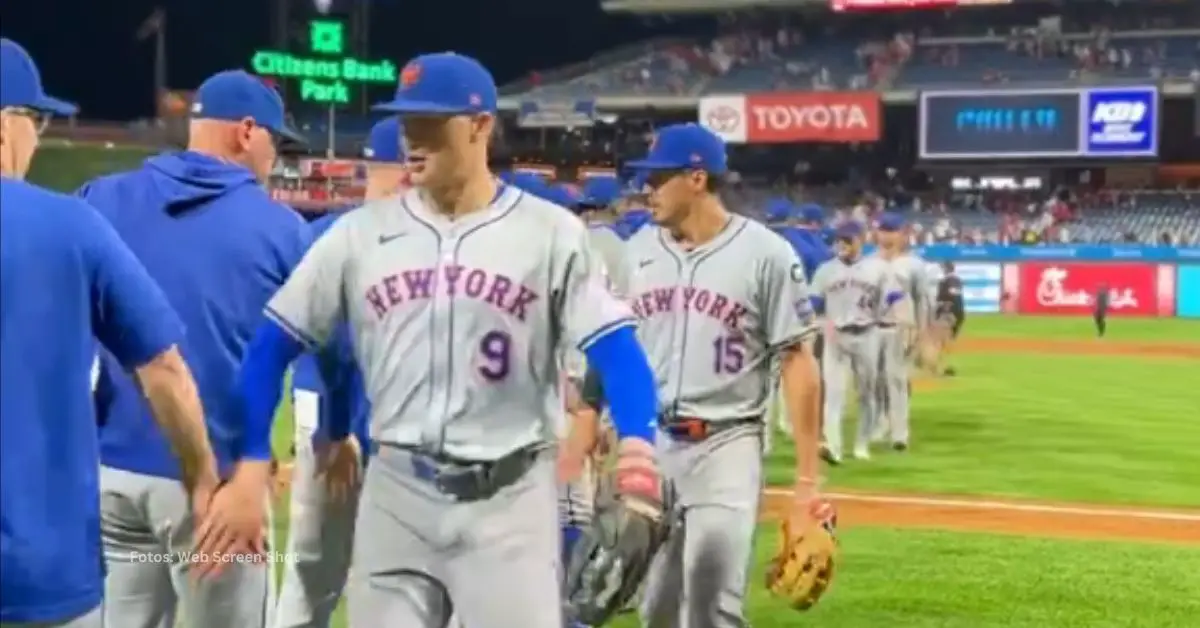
[192,462,270,579]
[316,435,362,502]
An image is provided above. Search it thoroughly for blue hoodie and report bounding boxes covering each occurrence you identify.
[1,178,183,623]
[79,151,311,479]
[797,227,834,281]
[291,211,370,447]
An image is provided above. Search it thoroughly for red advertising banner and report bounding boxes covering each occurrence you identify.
[1014,263,1169,316]
[698,92,881,144]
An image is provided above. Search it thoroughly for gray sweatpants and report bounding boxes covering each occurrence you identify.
[346,444,561,628]
[99,466,275,628]
[641,422,763,628]
[0,605,103,628]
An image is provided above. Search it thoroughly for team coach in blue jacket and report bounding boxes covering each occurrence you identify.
[79,70,310,628]
[1,39,221,628]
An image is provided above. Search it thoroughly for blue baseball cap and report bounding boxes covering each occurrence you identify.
[580,177,621,208]
[191,70,304,143]
[798,203,826,224]
[877,212,906,232]
[626,123,728,175]
[765,198,794,223]
[504,172,548,196]
[373,53,497,115]
[835,221,865,239]
[364,117,405,162]
[0,39,78,116]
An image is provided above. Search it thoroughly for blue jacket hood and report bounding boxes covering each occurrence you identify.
[144,151,260,213]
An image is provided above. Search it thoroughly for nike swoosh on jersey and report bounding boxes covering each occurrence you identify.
[378,233,406,244]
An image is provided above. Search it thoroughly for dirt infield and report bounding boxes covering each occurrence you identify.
[760,490,1200,545]
[955,338,1200,359]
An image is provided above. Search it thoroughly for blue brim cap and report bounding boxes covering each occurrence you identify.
[626,123,728,175]
[31,94,78,116]
[373,52,498,115]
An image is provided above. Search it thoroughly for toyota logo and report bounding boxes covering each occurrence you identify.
[706,105,741,133]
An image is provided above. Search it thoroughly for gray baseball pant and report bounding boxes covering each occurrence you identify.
[273,438,359,628]
[346,444,561,628]
[640,422,763,628]
[98,466,275,628]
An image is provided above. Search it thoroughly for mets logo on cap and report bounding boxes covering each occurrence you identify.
[400,62,421,88]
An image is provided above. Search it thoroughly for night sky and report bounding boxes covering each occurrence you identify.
[1,0,705,120]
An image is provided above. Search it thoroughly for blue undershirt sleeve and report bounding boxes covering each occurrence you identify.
[582,325,657,443]
[239,317,305,460]
[809,295,827,315]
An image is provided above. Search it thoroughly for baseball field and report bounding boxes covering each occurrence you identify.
[268,314,1200,627]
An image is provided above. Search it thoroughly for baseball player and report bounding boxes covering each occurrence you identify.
[273,117,406,628]
[930,261,964,376]
[870,213,931,451]
[617,124,824,626]
[78,70,310,627]
[1,38,220,628]
[810,221,903,463]
[232,52,663,628]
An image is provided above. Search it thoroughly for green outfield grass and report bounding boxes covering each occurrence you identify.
[765,316,1200,507]
[952,314,1200,343]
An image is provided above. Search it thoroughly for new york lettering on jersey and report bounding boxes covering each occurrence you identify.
[627,216,815,420]
[811,257,893,327]
[266,186,630,460]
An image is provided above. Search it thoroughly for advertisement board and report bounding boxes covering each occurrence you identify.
[1177,266,1200,319]
[698,92,881,144]
[919,87,1158,159]
[957,263,1003,313]
[1013,263,1167,317]
[517,100,597,128]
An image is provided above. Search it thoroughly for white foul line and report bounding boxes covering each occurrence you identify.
[760,488,1200,523]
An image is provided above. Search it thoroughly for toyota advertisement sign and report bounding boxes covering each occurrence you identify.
[699,92,881,144]
[920,86,1159,159]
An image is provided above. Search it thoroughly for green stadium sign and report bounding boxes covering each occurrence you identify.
[250,20,396,105]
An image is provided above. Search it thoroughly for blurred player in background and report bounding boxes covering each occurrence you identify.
[870,213,930,451]
[273,117,406,628]
[931,261,964,377]
[1,38,220,628]
[79,70,310,628]
[1093,282,1109,338]
[810,221,903,463]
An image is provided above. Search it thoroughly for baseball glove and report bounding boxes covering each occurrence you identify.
[765,499,838,611]
[563,452,675,626]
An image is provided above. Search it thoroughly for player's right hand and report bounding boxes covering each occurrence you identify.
[192,462,270,579]
[187,471,220,530]
[613,438,663,515]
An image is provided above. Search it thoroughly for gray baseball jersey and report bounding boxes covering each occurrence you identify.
[810,256,900,328]
[266,186,634,460]
[873,251,932,326]
[626,216,817,421]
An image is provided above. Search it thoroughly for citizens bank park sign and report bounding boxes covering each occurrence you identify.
[699,92,881,144]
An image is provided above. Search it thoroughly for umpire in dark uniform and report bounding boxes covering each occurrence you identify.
[1093,283,1109,337]
[934,262,965,376]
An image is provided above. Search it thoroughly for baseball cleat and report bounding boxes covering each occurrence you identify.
[852,445,871,461]
[892,442,908,452]
[819,445,842,466]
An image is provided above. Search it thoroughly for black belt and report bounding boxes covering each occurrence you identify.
[837,324,876,335]
[375,442,543,502]
[658,415,758,442]
[877,322,897,329]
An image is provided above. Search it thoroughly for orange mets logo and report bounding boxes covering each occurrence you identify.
[400,63,421,88]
